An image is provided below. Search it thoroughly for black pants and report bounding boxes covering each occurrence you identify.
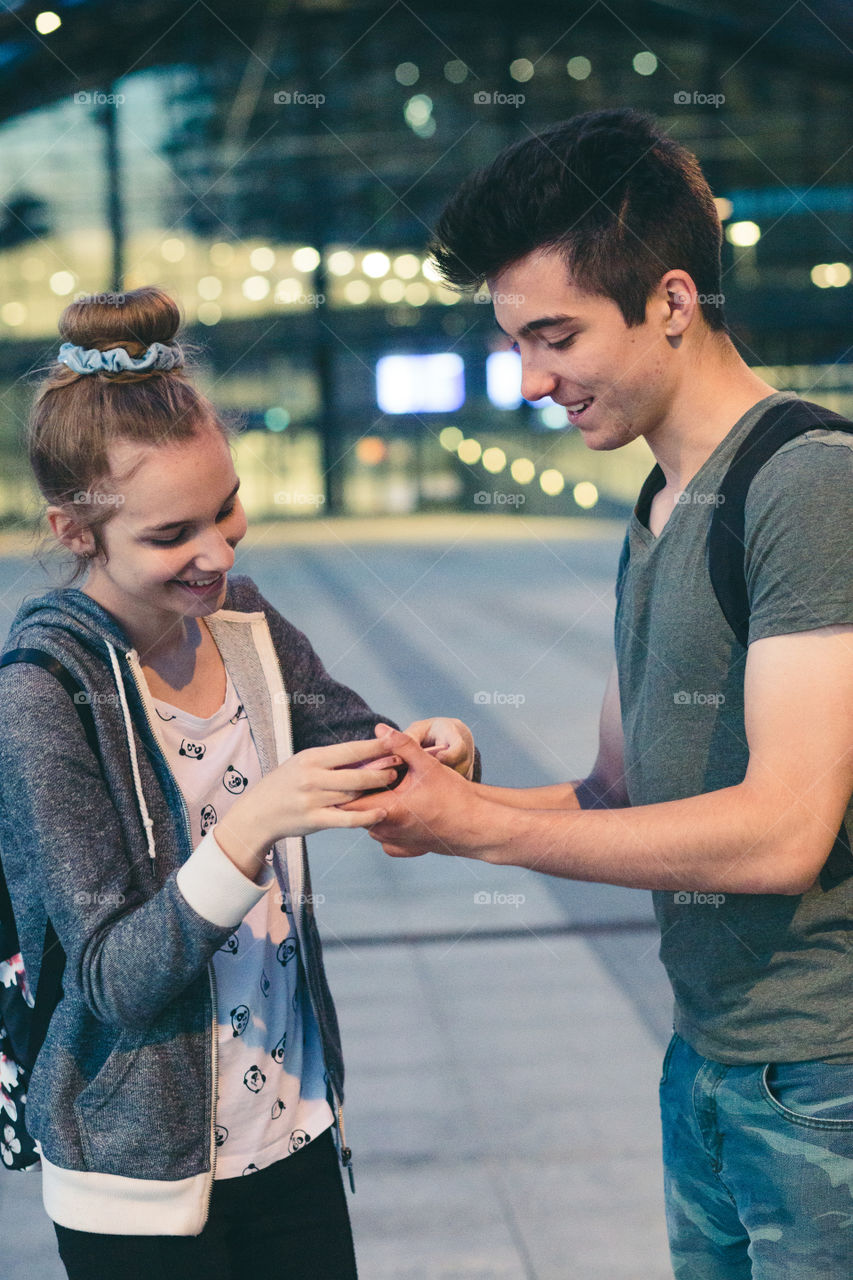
[53,1128,358,1280]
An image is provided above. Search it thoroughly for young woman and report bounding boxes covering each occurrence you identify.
[0,286,475,1279]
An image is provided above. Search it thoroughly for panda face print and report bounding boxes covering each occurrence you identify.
[230,1005,250,1037]
[229,704,247,724]
[222,765,248,794]
[179,740,205,760]
[259,970,270,998]
[200,804,217,835]
[288,1129,310,1154]
[214,1124,229,1147]
[218,932,239,956]
[271,1031,287,1063]
[242,1163,259,1176]
[271,1098,286,1120]
[243,1065,266,1093]
[276,939,297,968]
[154,707,176,722]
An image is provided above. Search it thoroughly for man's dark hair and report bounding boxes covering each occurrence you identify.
[430,108,726,331]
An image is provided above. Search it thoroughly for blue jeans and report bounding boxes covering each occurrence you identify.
[659,1031,853,1279]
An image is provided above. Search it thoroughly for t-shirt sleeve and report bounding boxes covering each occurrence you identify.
[743,431,853,644]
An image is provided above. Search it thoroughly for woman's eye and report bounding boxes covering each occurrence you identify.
[148,504,237,547]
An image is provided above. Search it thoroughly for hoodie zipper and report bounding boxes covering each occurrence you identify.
[283,832,355,1189]
[123,648,219,1220]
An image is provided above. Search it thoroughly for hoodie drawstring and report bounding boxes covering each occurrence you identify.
[106,642,156,862]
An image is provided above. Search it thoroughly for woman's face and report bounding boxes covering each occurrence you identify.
[77,424,247,652]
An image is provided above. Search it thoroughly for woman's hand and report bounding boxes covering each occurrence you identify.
[399,717,475,778]
[214,738,400,881]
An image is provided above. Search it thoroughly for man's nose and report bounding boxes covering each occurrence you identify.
[520,360,558,403]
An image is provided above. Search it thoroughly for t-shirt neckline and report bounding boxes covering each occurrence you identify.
[631,391,791,545]
[151,665,236,729]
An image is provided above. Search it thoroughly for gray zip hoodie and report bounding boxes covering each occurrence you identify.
[0,574,400,1235]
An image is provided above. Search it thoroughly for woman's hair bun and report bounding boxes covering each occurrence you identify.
[58,286,181,354]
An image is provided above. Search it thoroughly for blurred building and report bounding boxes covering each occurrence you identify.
[0,0,851,525]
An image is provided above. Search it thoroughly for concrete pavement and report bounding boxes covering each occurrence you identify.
[0,522,673,1278]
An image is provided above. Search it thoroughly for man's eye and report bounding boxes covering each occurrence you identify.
[546,334,576,350]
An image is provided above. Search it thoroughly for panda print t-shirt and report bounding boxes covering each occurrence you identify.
[150,665,334,1179]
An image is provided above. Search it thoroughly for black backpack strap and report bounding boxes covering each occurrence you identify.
[0,647,101,1064]
[707,400,853,650]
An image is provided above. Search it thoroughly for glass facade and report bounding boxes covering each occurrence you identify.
[1,1,850,525]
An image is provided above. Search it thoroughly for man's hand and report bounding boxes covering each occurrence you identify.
[343,727,484,857]
[400,717,475,777]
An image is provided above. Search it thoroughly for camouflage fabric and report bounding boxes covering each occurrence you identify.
[660,1032,853,1278]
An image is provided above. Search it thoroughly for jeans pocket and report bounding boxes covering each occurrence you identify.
[659,1030,679,1088]
[760,1060,853,1130]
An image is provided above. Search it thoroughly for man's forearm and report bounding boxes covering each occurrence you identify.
[463,781,816,895]
[471,775,622,811]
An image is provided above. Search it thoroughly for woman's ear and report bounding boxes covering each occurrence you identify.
[46,505,96,559]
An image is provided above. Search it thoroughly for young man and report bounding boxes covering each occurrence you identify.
[354,110,853,1277]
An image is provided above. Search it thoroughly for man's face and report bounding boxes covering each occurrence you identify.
[491,248,678,452]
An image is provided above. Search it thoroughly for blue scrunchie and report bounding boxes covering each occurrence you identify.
[57,342,184,375]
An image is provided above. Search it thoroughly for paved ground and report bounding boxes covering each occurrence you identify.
[0,518,674,1279]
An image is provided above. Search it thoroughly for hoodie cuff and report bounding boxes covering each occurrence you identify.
[176,827,273,928]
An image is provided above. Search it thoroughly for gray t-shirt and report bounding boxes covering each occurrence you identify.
[615,392,853,1064]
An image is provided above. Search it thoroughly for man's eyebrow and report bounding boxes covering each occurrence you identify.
[497,315,579,340]
[141,478,241,533]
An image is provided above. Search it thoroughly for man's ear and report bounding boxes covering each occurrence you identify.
[659,269,700,339]
[46,505,97,559]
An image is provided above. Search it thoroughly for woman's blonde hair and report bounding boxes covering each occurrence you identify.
[28,285,238,585]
